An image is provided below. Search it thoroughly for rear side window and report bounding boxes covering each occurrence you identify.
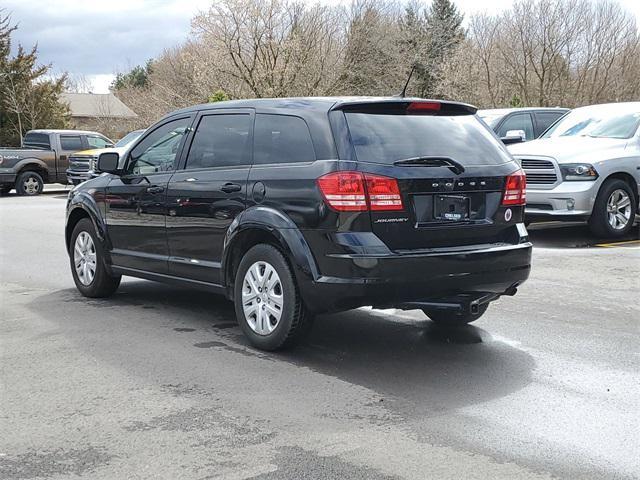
[497,113,535,141]
[345,113,511,166]
[253,114,315,164]
[185,114,252,169]
[60,135,83,151]
[23,133,51,149]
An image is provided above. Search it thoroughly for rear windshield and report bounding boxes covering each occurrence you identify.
[23,133,51,150]
[344,113,510,166]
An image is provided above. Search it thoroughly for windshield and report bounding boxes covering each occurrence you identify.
[115,130,144,148]
[345,113,510,166]
[542,107,640,139]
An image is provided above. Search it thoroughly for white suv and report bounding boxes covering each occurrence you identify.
[509,103,640,238]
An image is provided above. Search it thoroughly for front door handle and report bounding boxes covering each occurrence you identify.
[221,183,242,193]
[146,185,165,194]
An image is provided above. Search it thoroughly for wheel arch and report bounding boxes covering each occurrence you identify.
[601,172,639,212]
[65,194,109,253]
[16,160,50,183]
[221,207,319,301]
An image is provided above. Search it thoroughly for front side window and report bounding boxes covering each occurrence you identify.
[497,114,535,140]
[253,114,316,164]
[87,135,111,149]
[127,118,191,175]
[185,114,252,170]
[60,135,83,151]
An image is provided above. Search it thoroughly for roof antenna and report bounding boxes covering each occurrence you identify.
[398,66,416,98]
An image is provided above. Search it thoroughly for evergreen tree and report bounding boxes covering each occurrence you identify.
[111,60,153,91]
[398,0,465,98]
[0,10,69,146]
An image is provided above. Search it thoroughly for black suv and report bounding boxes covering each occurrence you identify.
[66,97,531,350]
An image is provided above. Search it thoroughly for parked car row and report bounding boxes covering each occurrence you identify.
[0,130,113,195]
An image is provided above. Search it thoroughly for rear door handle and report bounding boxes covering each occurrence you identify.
[221,183,242,193]
[146,186,165,194]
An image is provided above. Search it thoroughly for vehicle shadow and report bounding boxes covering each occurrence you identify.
[41,280,536,415]
[528,221,639,248]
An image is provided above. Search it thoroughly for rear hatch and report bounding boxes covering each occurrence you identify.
[336,100,522,251]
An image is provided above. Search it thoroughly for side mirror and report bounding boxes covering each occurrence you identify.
[97,152,120,174]
[501,129,527,145]
[105,143,115,148]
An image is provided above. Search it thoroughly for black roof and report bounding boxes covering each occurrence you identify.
[164,96,477,120]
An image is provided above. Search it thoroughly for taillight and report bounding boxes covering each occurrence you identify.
[407,102,441,113]
[317,172,367,211]
[365,174,403,210]
[502,170,526,206]
[317,172,404,212]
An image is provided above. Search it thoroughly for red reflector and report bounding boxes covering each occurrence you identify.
[502,170,526,206]
[317,172,367,211]
[317,172,404,212]
[407,102,441,113]
[364,174,404,211]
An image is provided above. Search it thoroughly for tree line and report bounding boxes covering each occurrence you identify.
[114,0,640,129]
[2,0,639,145]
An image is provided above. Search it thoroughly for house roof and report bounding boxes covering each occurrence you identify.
[61,93,137,119]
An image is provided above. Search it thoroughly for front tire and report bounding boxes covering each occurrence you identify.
[233,244,312,351]
[16,171,44,196]
[589,179,636,238]
[424,304,488,327]
[69,218,121,297]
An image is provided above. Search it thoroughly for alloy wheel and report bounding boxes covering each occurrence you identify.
[74,232,97,286]
[23,176,40,195]
[606,189,632,230]
[242,261,284,336]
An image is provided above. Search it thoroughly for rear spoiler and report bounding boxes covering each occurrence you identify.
[331,99,478,116]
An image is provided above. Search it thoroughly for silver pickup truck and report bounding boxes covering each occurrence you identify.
[509,102,640,238]
[0,129,112,195]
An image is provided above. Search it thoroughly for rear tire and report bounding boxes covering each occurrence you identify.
[69,218,121,298]
[16,171,44,196]
[589,179,636,238]
[424,304,488,327]
[234,244,312,351]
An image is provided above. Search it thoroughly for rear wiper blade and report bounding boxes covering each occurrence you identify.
[392,156,465,175]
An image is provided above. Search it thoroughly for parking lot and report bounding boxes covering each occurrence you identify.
[1,190,638,479]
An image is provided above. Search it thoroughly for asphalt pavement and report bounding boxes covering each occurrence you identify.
[1,192,638,479]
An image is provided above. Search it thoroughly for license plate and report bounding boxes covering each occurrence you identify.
[434,195,470,221]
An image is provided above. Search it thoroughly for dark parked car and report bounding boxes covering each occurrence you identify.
[478,107,569,144]
[0,129,113,195]
[65,97,532,350]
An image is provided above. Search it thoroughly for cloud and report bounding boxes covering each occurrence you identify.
[4,0,210,80]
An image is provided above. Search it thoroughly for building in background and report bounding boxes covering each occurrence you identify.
[61,93,137,140]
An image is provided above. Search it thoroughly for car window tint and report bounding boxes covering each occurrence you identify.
[535,112,564,135]
[87,136,111,149]
[60,135,83,151]
[128,117,191,175]
[253,114,316,164]
[23,133,51,149]
[345,113,511,166]
[497,114,535,140]
[185,114,252,169]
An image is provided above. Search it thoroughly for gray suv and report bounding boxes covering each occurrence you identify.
[509,103,640,238]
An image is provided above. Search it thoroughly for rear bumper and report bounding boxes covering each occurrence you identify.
[300,240,532,313]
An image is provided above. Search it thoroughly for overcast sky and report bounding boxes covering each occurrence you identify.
[5,0,640,93]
